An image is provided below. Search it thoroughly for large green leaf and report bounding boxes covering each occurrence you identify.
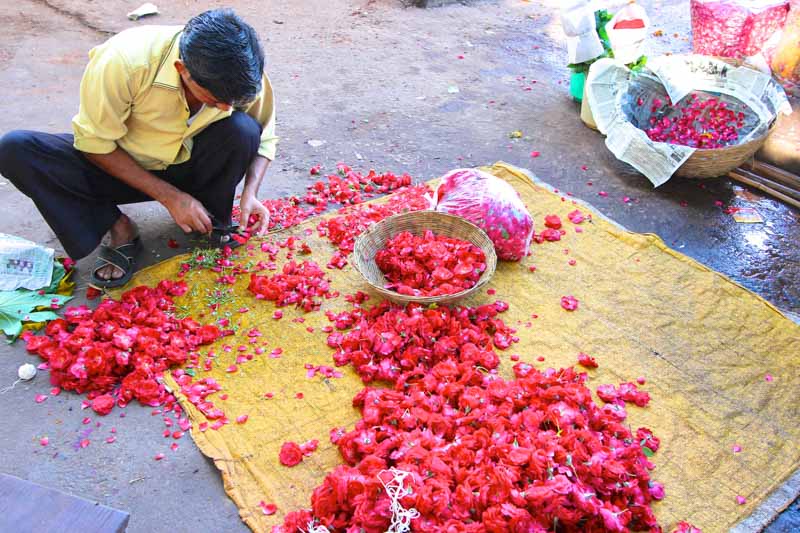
[0,290,72,339]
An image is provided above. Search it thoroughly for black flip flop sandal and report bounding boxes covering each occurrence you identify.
[89,237,143,289]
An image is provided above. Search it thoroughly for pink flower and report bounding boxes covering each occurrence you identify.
[561,295,579,311]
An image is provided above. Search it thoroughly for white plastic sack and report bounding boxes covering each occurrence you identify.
[561,0,605,65]
[605,4,650,65]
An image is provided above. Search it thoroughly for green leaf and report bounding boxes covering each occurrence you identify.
[628,55,648,72]
[642,446,655,457]
[0,315,22,339]
[45,261,66,294]
[0,290,73,338]
[21,311,60,322]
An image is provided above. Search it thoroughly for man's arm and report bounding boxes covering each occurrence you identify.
[238,155,271,235]
[84,147,212,234]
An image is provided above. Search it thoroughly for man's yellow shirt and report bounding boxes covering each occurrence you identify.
[72,25,278,170]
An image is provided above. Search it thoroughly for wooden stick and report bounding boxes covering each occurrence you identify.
[728,170,800,210]
[745,159,800,190]
[732,167,800,201]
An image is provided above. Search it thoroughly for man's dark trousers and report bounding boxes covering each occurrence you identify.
[0,111,261,260]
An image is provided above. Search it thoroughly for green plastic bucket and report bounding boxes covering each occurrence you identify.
[570,71,586,102]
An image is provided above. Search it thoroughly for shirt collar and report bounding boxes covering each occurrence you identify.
[152,31,182,90]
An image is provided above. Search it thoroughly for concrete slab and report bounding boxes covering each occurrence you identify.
[0,0,797,531]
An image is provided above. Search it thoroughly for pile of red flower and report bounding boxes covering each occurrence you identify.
[22,281,222,414]
[325,300,515,384]
[232,164,417,234]
[278,300,666,532]
[233,196,316,232]
[375,230,487,297]
[248,260,334,312]
[642,94,745,149]
[304,165,413,208]
[317,184,433,269]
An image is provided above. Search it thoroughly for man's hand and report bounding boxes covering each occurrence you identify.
[239,192,270,236]
[164,190,213,234]
[84,149,213,235]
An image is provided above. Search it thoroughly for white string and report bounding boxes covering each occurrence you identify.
[299,469,418,533]
[379,468,419,533]
[0,379,22,395]
[301,521,329,533]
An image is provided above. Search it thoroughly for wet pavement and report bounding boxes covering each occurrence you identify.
[0,0,797,531]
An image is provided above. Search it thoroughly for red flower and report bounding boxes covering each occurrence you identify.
[544,215,562,229]
[86,286,102,300]
[91,394,115,416]
[540,228,562,242]
[567,209,585,224]
[561,295,579,311]
[577,352,598,368]
[375,230,487,297]
[279,441,304,467]
[259,501,278,516]
[23,280,222,414]
[672,521,702,533]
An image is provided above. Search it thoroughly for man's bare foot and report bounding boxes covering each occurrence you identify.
[95,215,139,280]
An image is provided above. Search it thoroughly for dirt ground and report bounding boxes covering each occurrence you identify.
[0,0,797,531]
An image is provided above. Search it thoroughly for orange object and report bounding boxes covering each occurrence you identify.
[772,0,800,90]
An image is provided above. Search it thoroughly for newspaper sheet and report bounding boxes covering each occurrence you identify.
[0,234,54,291]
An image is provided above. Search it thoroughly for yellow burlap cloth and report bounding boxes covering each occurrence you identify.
[126,163,799,532]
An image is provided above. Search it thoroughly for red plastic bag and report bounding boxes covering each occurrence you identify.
[433,169,534,261]
[691,0,789,58]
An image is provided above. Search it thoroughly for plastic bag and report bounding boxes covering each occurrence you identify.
[771,0,800,94]
[605,4,650,65]
[691,0,790,58]
[433,169,534,261]
[561,0,605,65]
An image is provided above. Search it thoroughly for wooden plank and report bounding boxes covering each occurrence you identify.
[0,474,130,533]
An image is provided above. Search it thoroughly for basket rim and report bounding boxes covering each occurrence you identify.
[352,210,498,305]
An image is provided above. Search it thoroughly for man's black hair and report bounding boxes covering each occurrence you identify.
[179,9,264,107]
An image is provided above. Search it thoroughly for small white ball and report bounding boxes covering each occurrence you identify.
[18,363,37,381]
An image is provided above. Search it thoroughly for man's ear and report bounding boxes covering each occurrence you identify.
[174,60,186,75]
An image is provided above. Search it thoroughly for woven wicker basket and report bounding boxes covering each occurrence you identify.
[674,57,778,179]
[352,211,497,305]
[675,121,777,179]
